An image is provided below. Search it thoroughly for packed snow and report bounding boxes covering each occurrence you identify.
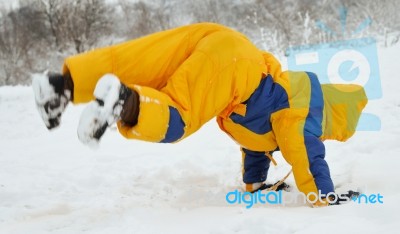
[0,45,399,233]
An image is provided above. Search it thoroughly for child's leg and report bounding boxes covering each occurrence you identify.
[73,30,266,145]
[77,73,185,145]
[241,148,271,192]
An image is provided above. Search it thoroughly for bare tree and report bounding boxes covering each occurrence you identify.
[1,0,400,85]
[118,0,176,38]
[0,6,42,85]
[37,0,65,50]
[62,0,113,53]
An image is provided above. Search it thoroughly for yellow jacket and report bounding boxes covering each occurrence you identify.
[64,22,266,140]
[63,23,367,199]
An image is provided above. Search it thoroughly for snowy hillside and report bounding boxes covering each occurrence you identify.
[0,45,399,233]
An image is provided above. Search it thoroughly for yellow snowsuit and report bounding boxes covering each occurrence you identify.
[62,23,367,201]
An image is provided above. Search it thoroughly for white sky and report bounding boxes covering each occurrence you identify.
[0,0,18,10]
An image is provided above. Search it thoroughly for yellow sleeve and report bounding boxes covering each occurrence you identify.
[271,71,335,203]
[271,109,319,200]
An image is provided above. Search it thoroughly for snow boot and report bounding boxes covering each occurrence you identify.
[248,181,290,193]
[32,71,73,129]
[328,190,360,205]
[77,74,139,147]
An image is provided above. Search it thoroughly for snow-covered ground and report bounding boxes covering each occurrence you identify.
[1,45,399,234]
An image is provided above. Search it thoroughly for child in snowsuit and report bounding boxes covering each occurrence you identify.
[32,23,367,207]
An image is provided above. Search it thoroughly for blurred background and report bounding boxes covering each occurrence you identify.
[0,0,399,86]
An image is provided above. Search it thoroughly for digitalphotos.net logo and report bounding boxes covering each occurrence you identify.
[226,190,384,209]
[286,6,381,131]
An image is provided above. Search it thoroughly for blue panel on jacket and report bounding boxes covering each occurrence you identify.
[229,75,289,134]
[304,72,324,137]
[160,106,185,143]
[302,72,334,194]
